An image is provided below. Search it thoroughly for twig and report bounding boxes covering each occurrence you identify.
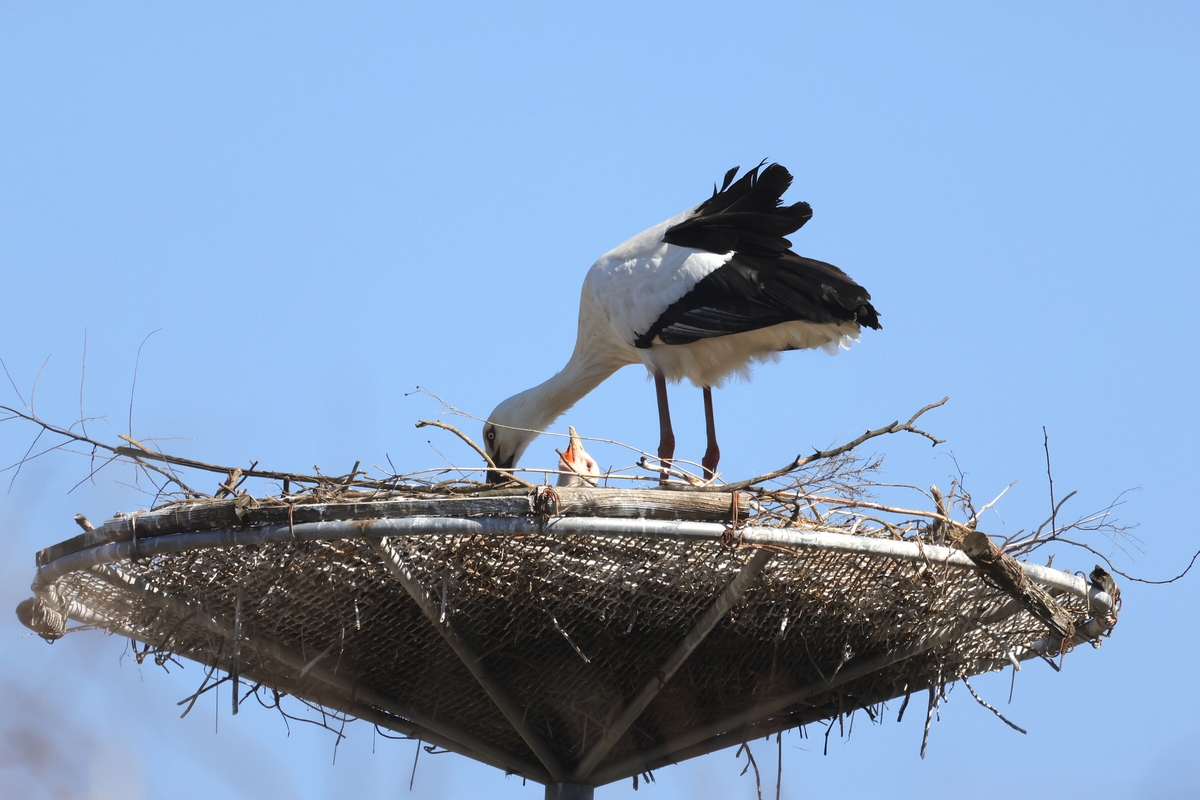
[415,419,532,487]
[967,480,1017,530]
[79,329,89,439]
[1034,490,1079,539]
[717,397,948,492]
[794,495,951,524]
[775,731,782,800]
[177,664,225,718]
[543,607,590,663]
[636,456,706,486]
[920,661,943,759]
[962,677,1026,734]
[896,692,911,723]
[1,403,204,496]
[7,426,46,493]
[232,585,243,715]
[300,641,337,677]
[118,436,204,497]
[1043,427,1057,538]
[29,354,51,417]
[0,356,29,411]
[735,742,765,800]
[1051,538,1200,585]
[111,443,325,485]
[409,738,422,791]
[128,329,161,438]
[979,624,1022,672]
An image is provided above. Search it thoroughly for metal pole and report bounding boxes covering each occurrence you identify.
[33,517,1111,610]
[545,784,594,800]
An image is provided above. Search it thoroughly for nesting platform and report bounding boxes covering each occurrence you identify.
[19,487,1117,792]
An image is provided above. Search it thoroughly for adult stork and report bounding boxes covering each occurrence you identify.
[483,162,879,483]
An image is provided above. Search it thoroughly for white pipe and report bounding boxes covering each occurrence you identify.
[33,517,1113,614]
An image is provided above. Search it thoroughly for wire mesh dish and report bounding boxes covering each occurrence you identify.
[18,485,1118,791]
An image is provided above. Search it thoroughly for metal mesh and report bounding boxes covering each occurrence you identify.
[34,509,1102,780]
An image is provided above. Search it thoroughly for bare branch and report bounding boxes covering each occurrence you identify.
[1035,490,1078,539]
[128,329,161,438]
[636,456,706,486]
[0,356,30,411]
[1,403,205,498]
[1043,427,1057,538]
[6,426,46,493]
[79,329,89,439]
[716,397,948,492]
[1050,538,1200,585]
[415,419,532,488]
[967,480,1017,530]
[735,742,765,800]
[962,677,1026,734]
[29,354,52,416]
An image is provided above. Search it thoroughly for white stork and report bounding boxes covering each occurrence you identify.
[483,163,880,483]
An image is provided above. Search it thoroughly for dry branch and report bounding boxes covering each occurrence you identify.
[414,419,531,488]
[961,531,1076,651]
[715,397,948,492]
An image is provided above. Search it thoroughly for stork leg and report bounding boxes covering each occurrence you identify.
[701,386,720,480]
[654,373,675,483]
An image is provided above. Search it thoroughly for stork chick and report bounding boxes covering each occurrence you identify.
[555,426,600,488]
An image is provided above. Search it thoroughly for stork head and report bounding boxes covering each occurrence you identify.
[482,393,542,484]
[556,426,600,488]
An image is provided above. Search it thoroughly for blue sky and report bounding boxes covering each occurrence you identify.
[2,3,1198,798]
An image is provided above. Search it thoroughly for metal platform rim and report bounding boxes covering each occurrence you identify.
[33,514,1110,608]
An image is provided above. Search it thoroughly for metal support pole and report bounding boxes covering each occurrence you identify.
[545,784,595,800]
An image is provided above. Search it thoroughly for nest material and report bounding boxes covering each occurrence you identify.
[10,396,1125,786]
[22,478,1119,787]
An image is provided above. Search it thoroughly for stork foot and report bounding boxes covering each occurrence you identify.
[702,386,719,481]
[657,435,676,484]
[701,444,720,481]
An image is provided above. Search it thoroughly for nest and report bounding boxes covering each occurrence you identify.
[12,399,1123,788]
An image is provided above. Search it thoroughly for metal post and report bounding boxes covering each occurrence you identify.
[545,784,594,800]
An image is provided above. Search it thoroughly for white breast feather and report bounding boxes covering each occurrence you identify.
[640,321,861,387]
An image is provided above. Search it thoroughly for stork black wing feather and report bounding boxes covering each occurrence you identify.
[636,164,880,348]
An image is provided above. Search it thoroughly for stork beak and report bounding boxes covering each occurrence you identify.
[486,455,514,485]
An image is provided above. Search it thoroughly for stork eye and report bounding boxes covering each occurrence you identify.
[486,430,495,442]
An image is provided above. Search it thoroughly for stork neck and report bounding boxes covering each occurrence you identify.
[517,348,620,433]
